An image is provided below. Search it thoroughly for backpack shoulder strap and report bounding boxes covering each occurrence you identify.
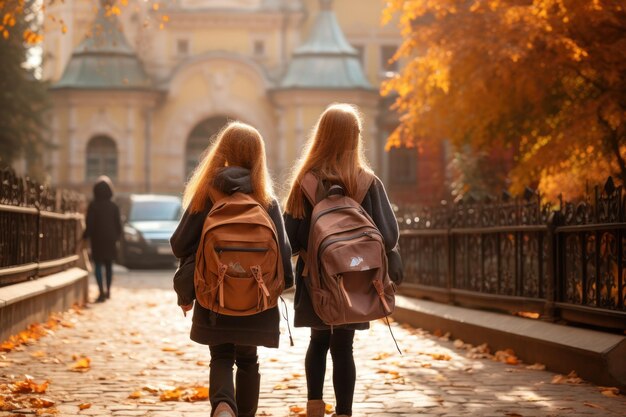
[354,171,375,204]
[300,172,319,206]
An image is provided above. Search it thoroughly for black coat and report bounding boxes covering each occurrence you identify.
[284,175,402,331]
[170,167,294,348]
[83,178,122,262]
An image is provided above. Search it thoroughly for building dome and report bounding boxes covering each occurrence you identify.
[52,1,153,91]
[278,0,372,90]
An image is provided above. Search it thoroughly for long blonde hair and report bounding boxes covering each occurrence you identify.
[183,121,274,213]
[284,103,373,218]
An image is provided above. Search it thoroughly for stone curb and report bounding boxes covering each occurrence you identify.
[0,267,88,342]
[392,295,626,391]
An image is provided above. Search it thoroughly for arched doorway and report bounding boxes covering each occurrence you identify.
[185,116,229,180]
[86,135,118,181]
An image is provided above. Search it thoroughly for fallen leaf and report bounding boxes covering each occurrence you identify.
[10,376,49,394]
[526,363,546,370]
[161,347,178,352]
[554,370,583,384]
[70,357,91,372]
[0,341,16,352]
[324,403,334,414]
[466,343,492,359]
[289,405,305,416]
[128,391,142,399]
[196,361,207,366]
[160,388,182,401]
[599,387,620,397]
[453,339,466,349]
[78,403,91,410]
[184,386,208,402]
[516,311,540,319]
[372,352,391,360]
[494,349,519,365]
[425,352,452,361]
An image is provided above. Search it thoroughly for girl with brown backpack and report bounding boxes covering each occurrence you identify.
[170,121,294,417]
[283,103,403,417]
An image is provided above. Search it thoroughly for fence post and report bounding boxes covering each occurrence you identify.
[543,210,559,322]
[446,227,453,304]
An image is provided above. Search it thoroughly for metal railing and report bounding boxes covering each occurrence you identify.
[397,177,625,331]
[0,167,84,286]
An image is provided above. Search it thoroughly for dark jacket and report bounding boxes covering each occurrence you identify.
[83,177,122,262]
[170,167,294,348]
[284,175,402,331]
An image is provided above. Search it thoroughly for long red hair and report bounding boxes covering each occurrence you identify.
[284,103,373,218]
[183,121,274,213]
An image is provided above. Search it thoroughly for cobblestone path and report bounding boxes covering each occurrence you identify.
[1,269,625,417]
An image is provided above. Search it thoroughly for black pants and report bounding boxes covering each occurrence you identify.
[209,344,260,417]
[94,261,112,297]
[305,328,356,416]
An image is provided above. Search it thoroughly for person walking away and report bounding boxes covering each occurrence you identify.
[283,103,403,417]
[83,175,122,302]
[170,121,294,417]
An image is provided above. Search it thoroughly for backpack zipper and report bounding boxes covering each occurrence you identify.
[311,205,362,225]
[319,230,382,254]
[214,246,269,253]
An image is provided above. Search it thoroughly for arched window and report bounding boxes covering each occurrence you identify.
[86,135,118,180]
[185,116,229,180]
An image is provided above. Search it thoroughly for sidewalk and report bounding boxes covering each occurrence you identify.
[1,269,625,416]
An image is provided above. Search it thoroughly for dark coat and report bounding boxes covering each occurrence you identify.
[284,175,402,331]
[170,167,294,348]
[83,178,122,262]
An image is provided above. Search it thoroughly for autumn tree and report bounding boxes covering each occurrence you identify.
[0,0,49,174]
[383,0,626,200]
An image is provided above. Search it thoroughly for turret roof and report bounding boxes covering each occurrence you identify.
[278,0,372,90]
[52,2,153,91]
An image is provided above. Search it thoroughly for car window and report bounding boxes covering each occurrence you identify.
[129,199,182,221]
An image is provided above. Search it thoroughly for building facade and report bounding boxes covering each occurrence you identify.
[43,0,446,204]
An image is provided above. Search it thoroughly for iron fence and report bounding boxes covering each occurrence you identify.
[397,177,625,330]
[0,167,84,286]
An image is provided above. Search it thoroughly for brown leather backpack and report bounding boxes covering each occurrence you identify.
[300,171,395,326]
[194,192,284,316]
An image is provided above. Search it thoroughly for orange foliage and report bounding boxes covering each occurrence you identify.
[383,0,626,199]
[0,376,54,413]
[9,376,49,394]
[129,384,209,403]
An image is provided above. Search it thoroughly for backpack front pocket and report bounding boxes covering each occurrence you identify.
[222,274,258,312]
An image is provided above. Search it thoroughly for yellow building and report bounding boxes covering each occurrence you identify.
[43,0,404,194]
